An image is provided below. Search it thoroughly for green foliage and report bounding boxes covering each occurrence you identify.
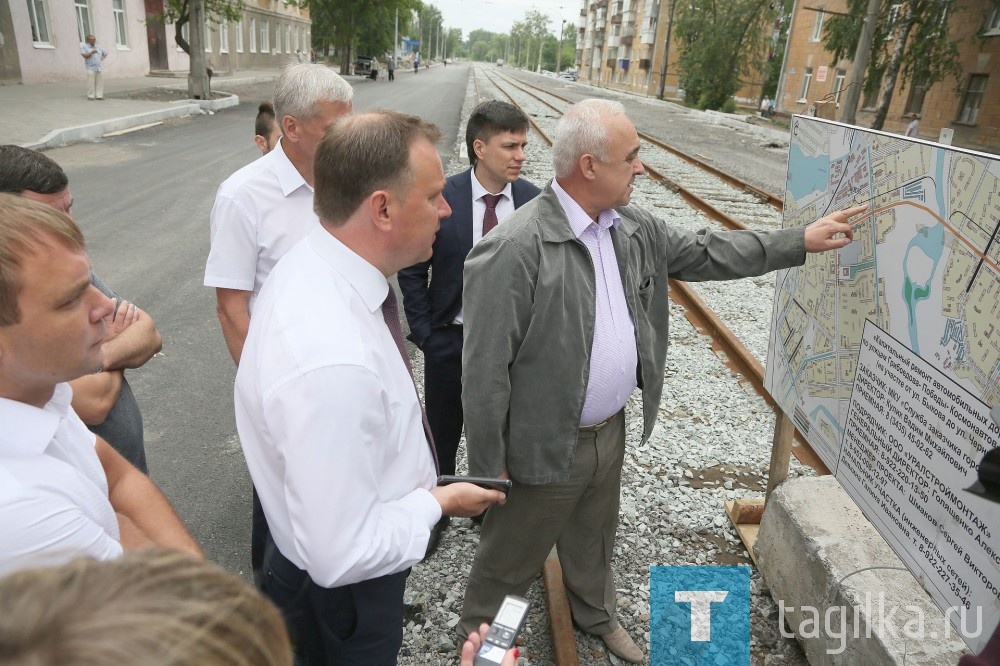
[158,0,245,55]
[721,97,738,113]
[310,0,419,69]
[674,0,777,110]
[821,0,994,101]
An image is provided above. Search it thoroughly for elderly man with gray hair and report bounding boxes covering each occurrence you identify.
[204,63,353,586]
[457,98,866,661]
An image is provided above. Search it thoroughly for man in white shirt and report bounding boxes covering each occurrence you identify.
[235,110,505,665]
[205,63,353,584]
[0,194,201,576]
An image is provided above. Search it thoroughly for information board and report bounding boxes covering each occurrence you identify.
[765,116,999,651]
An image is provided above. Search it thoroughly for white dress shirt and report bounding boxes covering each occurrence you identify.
[552,179,638,426]
[453,170,516,325]
[235,226,441,588]
[0,384,122,577]
[204,139,317,315]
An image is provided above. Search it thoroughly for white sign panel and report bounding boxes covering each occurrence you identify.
[765,116,1000,651]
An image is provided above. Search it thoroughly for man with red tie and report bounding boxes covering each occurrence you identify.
[399,101,540,549]
[234,110,505,666]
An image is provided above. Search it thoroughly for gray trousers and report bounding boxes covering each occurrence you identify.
[458,410,626,641]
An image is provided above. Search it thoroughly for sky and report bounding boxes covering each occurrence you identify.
[432,0,580,40]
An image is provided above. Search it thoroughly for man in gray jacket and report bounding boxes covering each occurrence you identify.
[457,99,865,662]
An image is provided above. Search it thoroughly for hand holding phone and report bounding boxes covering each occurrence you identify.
[437,475,512,496]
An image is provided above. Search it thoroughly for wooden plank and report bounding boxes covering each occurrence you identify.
[543,547,580,666]
[766,413,796,501]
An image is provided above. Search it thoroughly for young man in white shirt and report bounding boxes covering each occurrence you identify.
[0,195,201,576]
[235,110,505,665]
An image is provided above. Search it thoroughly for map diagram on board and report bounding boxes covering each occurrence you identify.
[766,116,999,466]
[765,116,999,652]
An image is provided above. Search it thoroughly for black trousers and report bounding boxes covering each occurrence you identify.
[423,326,463,476]
[263,537,409,666]
[251,486,269,586]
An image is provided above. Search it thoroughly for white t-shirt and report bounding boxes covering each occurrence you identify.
[204,139,317,315]
[235,226,441,588]
[0,384,122,576]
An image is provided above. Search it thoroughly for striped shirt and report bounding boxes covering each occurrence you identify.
[552,179,638,427]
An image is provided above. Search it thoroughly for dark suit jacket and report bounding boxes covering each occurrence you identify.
[399,168,541,347]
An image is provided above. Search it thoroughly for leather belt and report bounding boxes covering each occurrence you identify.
[579,416,613,432]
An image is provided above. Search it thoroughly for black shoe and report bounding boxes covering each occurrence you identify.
[424,516,450,559]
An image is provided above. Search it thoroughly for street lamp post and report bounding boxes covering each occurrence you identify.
[557,18,566,74]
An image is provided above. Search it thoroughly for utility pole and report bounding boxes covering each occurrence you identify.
[774,0,799,114]
[557,18,566,74]
[840,0,880,125]
[394,8,398,63]
[188,0,210,99]
[656,0,677,100]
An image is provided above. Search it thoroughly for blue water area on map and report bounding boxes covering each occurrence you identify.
[903,223,945,354]
[810,404,844,438]
[787,143,830,200]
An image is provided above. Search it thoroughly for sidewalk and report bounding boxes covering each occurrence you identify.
[0,68,286,149]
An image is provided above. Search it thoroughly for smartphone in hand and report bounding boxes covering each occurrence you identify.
[437,475,512,496]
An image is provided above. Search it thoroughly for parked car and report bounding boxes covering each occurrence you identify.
[355,55,378,79]
[558,72,577,81]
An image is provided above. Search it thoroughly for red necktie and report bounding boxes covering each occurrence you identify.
[482,193,502,236]
[382,287,439,473]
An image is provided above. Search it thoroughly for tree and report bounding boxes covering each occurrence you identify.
[310,0,418,71]
[158,0,245,56]
[822,0,999,130]
[674,0,777,110]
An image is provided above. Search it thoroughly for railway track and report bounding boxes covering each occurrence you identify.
[461,64,824,665]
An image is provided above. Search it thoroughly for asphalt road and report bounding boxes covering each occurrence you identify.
[43,62,471,576]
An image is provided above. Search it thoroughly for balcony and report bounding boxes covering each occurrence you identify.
[610,13,622,24]
[597,0,608,7]
[606,58,616,68]
[639,58,651,70]
[608,35,620,47]
[618,58,629,70]
[640,29,656,44]
[621,34,633,46]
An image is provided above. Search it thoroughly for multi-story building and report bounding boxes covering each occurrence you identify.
[577,0,771,102]
[0,0,309,85]
[777,0,999,151]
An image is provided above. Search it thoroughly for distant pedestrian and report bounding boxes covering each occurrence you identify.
[414,52,420,74]
[80,35,108,101]
[769,98,775,117]
[387,54,395,82]
[760,96,770,118]
[905,113,921,138]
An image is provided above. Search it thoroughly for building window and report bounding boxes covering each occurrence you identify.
[220,19,229,53]
[74,0,93,43]
[810,7,824,41]
[987,8,1000,35]
[260,19,269,53]
[286,24,292,54]
[249,17,256,52]
[904,77,928,115]
[275,22,281,54]
[886,3,902,39]
[235,19,243,52]
[293,24,299,52]
[26,0,52,45]
[798,67,813,102]
[833,68,846,103]
[112,0,128,47]
[958,74,987,123]
[205,21,212,52]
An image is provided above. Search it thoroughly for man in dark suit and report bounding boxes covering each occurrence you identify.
[399,101,541,541]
